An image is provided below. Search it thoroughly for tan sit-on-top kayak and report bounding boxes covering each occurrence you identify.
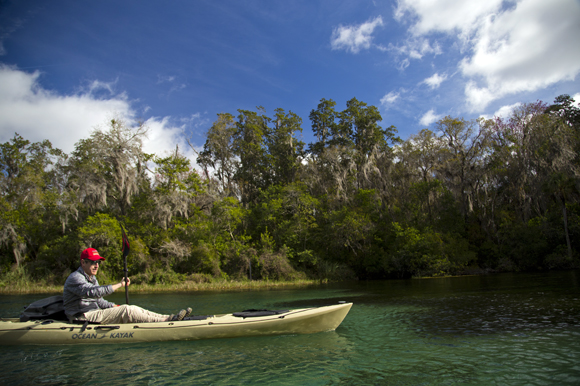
[0,302,352,345]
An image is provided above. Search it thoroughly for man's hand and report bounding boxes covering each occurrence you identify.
[112,277,131,291]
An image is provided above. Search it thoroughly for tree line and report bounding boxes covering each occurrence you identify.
[1,95,579,285]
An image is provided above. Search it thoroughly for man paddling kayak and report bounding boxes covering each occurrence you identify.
[63,248,191,324]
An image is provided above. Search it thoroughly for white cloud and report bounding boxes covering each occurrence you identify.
[460,0,580,111]
[464,81,495,112]
[380,91,400,107]
[87,79,118,95]
[395,0,503,39]
[573,93,580,106]
[387,37,441,68]
[422,73,447,89]
[0,65,198,164]
[493,102,522,119]
[419,109,442,126]
[157,75,176,84]
[395,0,580,111]
[0,65,132,153]
[398,58,410,71]
[480,102,522,120]
[331,16,384,53]
[141,116,198,161]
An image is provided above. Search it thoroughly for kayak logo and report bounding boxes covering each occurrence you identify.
[71,332,134,340]
[109,332,134,339]
[71,333,107,340]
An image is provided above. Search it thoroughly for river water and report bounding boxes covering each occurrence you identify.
[0,270,579,385]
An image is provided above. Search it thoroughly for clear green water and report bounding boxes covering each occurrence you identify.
[1,271,579,385]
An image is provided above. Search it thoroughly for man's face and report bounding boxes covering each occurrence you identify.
[82,259,102,276]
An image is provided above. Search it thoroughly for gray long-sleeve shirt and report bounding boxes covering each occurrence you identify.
[63,266,116,319]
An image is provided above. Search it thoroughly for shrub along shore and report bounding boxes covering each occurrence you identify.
[0,268,491,295]
[0,277,325,295]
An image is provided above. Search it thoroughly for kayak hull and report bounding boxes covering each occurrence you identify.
[0,302,352,345]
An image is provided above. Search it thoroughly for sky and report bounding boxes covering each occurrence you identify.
[1,0,579,162]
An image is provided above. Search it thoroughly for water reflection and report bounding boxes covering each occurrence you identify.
[1,331,356,385]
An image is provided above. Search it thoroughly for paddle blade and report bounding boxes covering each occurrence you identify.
[120,224,130,258]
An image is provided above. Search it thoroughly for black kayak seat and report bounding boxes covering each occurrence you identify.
[232,309,290,318]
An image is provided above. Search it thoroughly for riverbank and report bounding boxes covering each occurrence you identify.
[0,278,327,295]
[0,267,501,294]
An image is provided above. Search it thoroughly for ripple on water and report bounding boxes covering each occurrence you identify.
[1,271,579,385]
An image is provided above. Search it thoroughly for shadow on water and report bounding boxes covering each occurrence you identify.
[279,270,580,337]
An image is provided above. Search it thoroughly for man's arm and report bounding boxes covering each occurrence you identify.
[65,270,114,299]
[99,278,131,308]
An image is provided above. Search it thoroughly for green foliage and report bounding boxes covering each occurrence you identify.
[544,245,578,270]
[198,113,238,196]
[255,236,303,281]
[189,241,221,277]
[0,265,31,289]
[268,108,305,186]
[251,183,319,264]
[324,204,374,263]
[220,241,253,280]
[496,217,550,271]
[0,134,66,270]
[2,95,580,288]
[233,108,271,205]
[381,223,475,278]
[315,259,357,281]
[154,152,202,195]
[33,235,79,282]
[131,269,186,285]
[77,213,123,278]
[210,197,247,249]
[309,98,338,156]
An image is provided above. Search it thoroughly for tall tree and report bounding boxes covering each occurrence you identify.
[436,116,489,222]
[233,108,270,206]
[307,98,398,203]
[0,134,64,267]
[486,102,552,223]
[198,113,238,198]
[308,98,338,157]
[543,172,577,259]
[341,98,381,189]
[396,129,445,226]
[267,108,305,186]
[545,94,580,130]
[150,146,205,229]
[67,119,149,216]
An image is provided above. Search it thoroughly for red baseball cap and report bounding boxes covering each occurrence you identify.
[80,248,105,261]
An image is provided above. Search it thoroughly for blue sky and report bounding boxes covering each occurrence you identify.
[1,0,579,160]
